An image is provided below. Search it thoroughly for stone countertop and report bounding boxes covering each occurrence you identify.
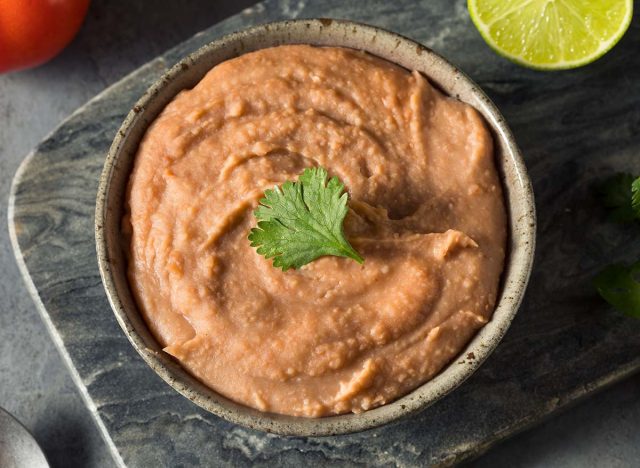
[1,1,639,466]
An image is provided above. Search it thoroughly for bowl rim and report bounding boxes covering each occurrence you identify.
[95,18,536,436]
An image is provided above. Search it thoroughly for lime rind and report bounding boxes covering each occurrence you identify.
[468,0,633,70]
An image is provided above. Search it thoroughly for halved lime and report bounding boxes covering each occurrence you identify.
[468,0,633,70]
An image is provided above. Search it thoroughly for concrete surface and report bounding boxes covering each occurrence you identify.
[1,1,639,467]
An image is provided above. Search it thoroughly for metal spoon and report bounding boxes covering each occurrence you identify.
[0,407,49,468]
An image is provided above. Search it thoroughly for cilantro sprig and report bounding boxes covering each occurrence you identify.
[632,177,640,215]
[596,173,640,317]
[598,173,640,223]
[248,167,364,271]
[594,262,640,319]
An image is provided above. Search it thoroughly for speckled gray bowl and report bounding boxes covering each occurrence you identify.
[96,18,536,436]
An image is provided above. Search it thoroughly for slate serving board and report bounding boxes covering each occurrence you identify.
[9,1,640,466]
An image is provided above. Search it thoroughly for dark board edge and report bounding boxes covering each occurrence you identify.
[8,148,128,468]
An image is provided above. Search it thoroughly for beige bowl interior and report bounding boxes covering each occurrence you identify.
[95,18,536,436]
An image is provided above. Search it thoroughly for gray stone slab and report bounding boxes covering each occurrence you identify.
[8,0,640,466]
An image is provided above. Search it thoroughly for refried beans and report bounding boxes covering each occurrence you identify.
[124,45,507,417]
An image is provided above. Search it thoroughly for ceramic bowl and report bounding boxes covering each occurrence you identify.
[96,18,536,436]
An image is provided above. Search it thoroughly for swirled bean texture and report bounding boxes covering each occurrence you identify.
[125,45,506,416]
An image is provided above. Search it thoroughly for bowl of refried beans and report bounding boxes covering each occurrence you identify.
[96,19,536,436]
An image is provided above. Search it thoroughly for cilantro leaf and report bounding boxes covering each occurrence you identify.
[248,167,364,271]
[598,173,640,223]
[594,262,640,318]
[632,177,640,217]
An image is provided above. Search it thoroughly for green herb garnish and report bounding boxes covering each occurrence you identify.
[631,177,640,216]
[598,173,640,223]
[596,173,640,317]
[594,262,640,318]
[248,167,364,271]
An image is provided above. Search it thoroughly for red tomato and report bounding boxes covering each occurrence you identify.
[0,0,90,73]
